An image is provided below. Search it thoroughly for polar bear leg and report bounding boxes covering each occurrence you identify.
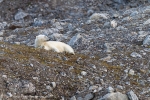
[51,46,60,52]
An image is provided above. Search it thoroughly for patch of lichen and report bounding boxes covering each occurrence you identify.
[1,43,52,65]
[101,61,121,70]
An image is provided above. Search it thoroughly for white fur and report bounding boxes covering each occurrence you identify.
[34,35,75,54]
[89,13,109,21]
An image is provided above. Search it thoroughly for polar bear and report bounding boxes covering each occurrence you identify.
[34,35,75,54]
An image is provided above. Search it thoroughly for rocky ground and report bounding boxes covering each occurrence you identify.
[0,0,150,100]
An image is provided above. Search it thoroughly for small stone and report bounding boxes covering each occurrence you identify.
[7,92,13,97]
[0,37,3,41]
[143,35,150,45]
[87,9,94,16]
[107,86,114,93]
[127,90,139,100]
[68,23,76,31]
[0,22,7,30]
[130,11,139,17]
[129,69,135,75]
[50,33,63,41]
[0,0,3,3]
[32,77,39,81]
[84,93,94,100]
[77,97,83,100]
[46,85,53,91]
[99,92,128,100]
[14,42,20,45]
[70,96,76,100]
[130,52,142,58]
[89,85,99,91]
[14,11,28,20]
[92,65,96,69]
[116,26,127,31]
[2,75,7,78]
[68,34,82,46]
[103,22,110,28]
[50,82,56,88]
[61,72,66,77]
[147,77,150,82]
[143,19,150,25]
[124,69,129,74]
[116,85,123,90]
[0,30,4,36]
[110,20,117,28]
[81,71,87,76]
[104,43,115,53]
[33,18,45,26]
[100,54,116,62]
[6,35,17,41]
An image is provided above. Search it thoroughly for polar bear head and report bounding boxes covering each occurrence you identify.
[36,35,49,42]
[35,34,49,48]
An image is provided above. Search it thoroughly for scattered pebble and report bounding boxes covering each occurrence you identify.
[81,71,87,76]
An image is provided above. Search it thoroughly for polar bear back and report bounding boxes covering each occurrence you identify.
[41,41,75,54]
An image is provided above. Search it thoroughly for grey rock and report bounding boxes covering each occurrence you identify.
[61,72,67,77]
[123,8,137,16]
[84,93,94,100]
[0,37,3,41]
[142,6,150,14]
[130,11,139,17]
[143,19,150,25]
[107,86,114,93]
[147,77,150,82]
[70,96,76,100]
[0,30,4,36]
[130,52,142,58]
[68,34,82,46]
[138,80,145,86]
[8,80,35,95]
[2,75,7,79]
[89,85,99,91]
[68,23,75,31]
[5,35,17,41]
[100,54,116,62]
[103,22,110,28]
[99,92,128,100]
[0,0,3,3]
[104,43,115,53]
[7,92,13,97]
[0,22,7,30]
[50,33,64,41]
[113,0,127,4]
[111,20,117,28]
[38,28,59,35]
[50,82,56,88]
[14,11,28,20]
[33,18,45,26]
[81,71,87,76]
[53,22,64,30]
[116,26,127,31]
[77,97,83,100]
[14,42,20,45]
[137,31,149,41]
[127,90,139,100]
[129,69,135,75]
[87,9,94,16]
[116,85,123,90]
[143,35,150,45]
